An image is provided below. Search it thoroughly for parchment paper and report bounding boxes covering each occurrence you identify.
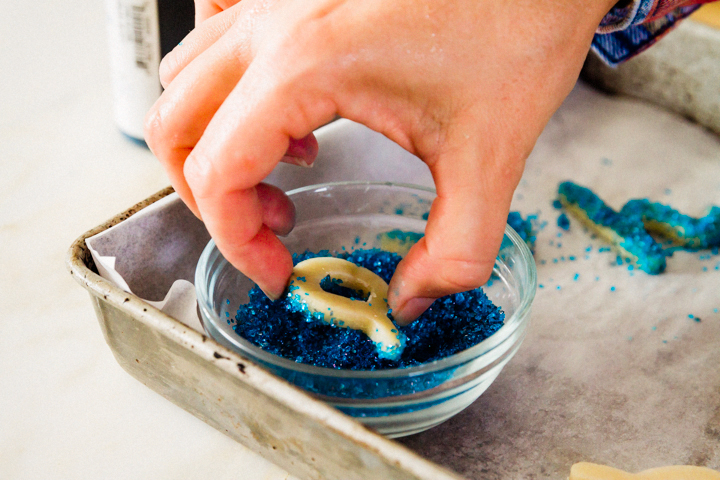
[87,81,720,478]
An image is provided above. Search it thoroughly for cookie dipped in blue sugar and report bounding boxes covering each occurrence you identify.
[621,199,720,250]
[287,257,406,360]
[231,249,506,371]
[557,181,667,274]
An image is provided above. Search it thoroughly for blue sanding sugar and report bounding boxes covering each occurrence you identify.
[557,212,570,230]
[507,211,538,253]
[231,249,505,371]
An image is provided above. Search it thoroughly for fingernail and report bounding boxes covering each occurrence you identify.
[282,154,314,168]
[261,287,284,302]
[392,297,435,326]
[258,280,287,302]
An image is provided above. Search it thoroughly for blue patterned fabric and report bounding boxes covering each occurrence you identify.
[592,0,708,66]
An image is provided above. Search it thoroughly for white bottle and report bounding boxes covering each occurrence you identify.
[105,0,194,144]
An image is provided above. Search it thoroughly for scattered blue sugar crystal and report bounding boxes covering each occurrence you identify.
[557,213,570,230]
[398,285,504,366]
[507,211,538,253]
[557,181,667,274]
[231,249,505,371]
[620,199,720,250]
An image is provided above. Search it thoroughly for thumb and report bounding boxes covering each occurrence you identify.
[387,131,525,325]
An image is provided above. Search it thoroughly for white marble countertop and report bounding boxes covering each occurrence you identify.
[0,2,291,478]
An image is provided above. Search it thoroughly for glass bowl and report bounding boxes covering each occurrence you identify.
[196,181,536,438]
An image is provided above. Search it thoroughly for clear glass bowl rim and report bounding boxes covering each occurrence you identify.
[196,181,537,379]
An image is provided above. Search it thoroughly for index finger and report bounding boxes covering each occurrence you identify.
[184,57,336,298]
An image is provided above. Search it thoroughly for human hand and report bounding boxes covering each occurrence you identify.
[145,0,616,324]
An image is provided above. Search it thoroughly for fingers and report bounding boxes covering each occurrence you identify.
[256,183,296,236]
[159,6,240,88]
[147,0,318,217]
[160,0,278,88]
[199,186,294,299]
[282,134,319,167]
[388,128,525,325]
[145,19,254,215]
[183,58,336,298]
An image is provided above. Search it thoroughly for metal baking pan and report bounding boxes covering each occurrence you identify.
[66,186,462,480]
